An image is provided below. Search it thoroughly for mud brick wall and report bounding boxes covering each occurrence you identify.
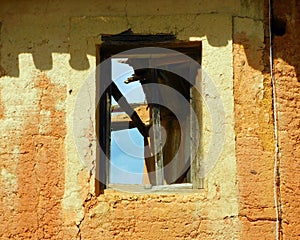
[0,0,299,239]
[272,0,300,238]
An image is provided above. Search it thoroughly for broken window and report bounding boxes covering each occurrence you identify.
[96,31,202,194]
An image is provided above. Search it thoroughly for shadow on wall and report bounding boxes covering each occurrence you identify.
[0,30,231,77]
[236,0,300,78]
[0,0,254,77]
[0,0,298,79]
[0,15,233,77]
[272,0,300,79]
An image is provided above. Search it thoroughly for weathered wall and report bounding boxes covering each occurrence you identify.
[233,13,277,240]
[272,0,300,238]
[233,1,300,239]
[0,0,298,239]
[66,13,240,239]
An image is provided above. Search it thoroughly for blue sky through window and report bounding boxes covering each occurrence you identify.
[109,59,145,184]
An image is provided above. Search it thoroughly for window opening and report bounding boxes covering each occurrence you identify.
[110,58,146,184]
[96,31,202,194]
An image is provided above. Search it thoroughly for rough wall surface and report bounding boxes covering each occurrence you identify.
[18,74,66,239]
[70,13,240,239]
[0,0,298,239]
[233,14,277,239]
[77,192,240,240]
[273,0,300,238]
[0,73,66,239]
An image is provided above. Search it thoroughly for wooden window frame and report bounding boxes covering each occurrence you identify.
[96,33,202,195]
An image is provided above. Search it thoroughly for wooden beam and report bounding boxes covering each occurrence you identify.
[100,41,201,61]
[111,120,136,131]
[190,70,203,189]
[152,106,164,186]
[98,60,112,193]
[95,45,101,196]
[111,82,148,138]
[150,69,165,186]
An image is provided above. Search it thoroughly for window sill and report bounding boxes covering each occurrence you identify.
[106,183,203,194]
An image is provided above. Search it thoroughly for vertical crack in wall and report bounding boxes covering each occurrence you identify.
[76,216,84,240]
[124,0,131,29]
[86,83,96,175]
[76,192,99,239]
[75,79,98,239]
